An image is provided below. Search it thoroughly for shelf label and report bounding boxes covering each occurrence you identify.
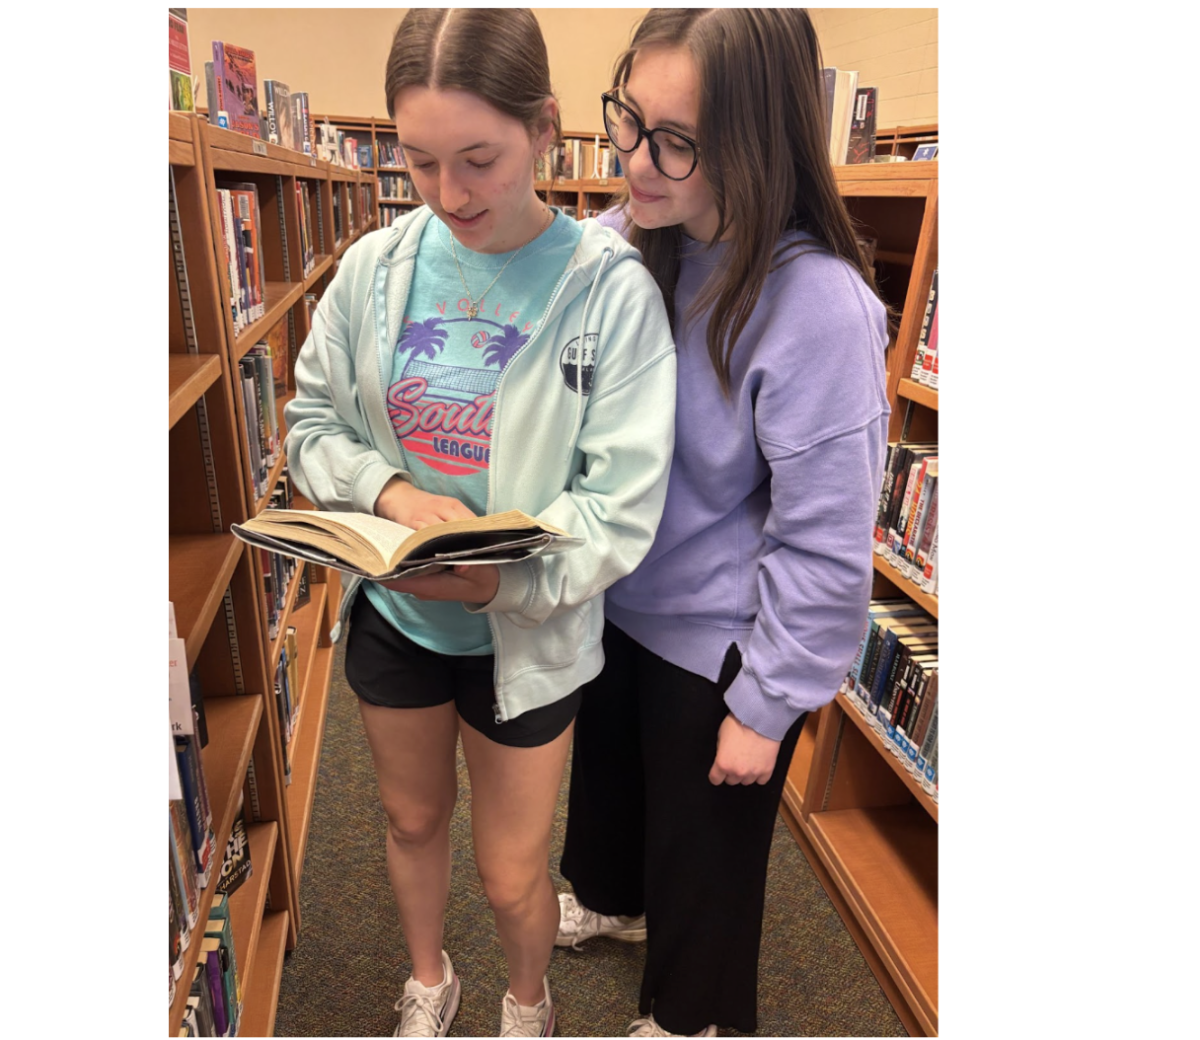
[310,156,317,167]
[252,140,267,156]
[598,178,609,186]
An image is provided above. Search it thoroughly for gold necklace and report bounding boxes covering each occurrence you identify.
[449,206,553,320]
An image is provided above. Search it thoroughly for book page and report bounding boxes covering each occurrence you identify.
[247,509,417,570]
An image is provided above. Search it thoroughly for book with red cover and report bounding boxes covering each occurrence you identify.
[212,41,261,139]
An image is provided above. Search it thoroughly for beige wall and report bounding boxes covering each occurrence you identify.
[186,8,646,132]
[185,8,936,132]
[810,8,938,128]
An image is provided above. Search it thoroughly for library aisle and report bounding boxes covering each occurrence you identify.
[272,642,906,1038]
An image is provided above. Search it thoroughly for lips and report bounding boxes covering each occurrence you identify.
[628,183,664,204]
[447,210,487,228]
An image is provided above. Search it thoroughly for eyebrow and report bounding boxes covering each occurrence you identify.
[621,89,696,135]
[399,141,497,154]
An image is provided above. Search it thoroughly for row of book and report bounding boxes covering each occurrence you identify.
[874,440,938,596]
[824,68,878,166]
[381,203,418,227]
[839,598,939,797]
[216,184,267,337]
[170,602,255,1022]
[297,182,316,278]
[910,269,939,389]
[262,470,301,641]
[542,137,623,181]
[174,889,244,1037]
[378,173,418,202]
[375,141,408,169]
[239,333,284,502]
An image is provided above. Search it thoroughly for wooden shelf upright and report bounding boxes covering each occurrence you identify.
[169,112,346,1035]
[779,148,939,1036]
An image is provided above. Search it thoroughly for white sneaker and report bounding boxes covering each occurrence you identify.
[629,1015,717,1037]
[393,950,461,1037]
[499,977,555,1037]
[555,892,647,950]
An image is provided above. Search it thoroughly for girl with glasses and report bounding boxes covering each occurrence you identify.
[556,9,892,1037]
[284,8,677,1036]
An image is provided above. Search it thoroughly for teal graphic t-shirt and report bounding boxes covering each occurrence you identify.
[364,209,583,655]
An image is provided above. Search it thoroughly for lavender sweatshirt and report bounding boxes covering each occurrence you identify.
[599,211,890,740]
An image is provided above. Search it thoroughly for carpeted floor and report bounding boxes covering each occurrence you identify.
[273,643,906,1038]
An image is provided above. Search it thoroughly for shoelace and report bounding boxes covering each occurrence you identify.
[394,989,446,1038]
[499,993,548,1037]
[558,894,598,950]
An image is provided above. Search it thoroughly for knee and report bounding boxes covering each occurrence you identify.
[479,868,545,919]
[381,803,452,849]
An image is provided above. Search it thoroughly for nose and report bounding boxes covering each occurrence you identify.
[627,135,659,181]
[440,168,469,213]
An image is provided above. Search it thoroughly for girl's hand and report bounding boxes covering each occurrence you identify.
[374,476,476,529]
[708,713,781,786]
[381,563,501,605]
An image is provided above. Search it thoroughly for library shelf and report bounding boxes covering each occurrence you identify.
[238,910,291,1039]
[168,695,263,1030]
[836,692,938,823]
[872,554,939,619]
[170,112,344,1028]
[233,283,307,363]
[169,355,223,430]
[377,165,408,173]
[781,151,938,1035]
[169,535,243,667]
[809,804,938,1035]
[898,377,938,411]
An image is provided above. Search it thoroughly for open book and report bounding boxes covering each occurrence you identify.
[232,508,584,580]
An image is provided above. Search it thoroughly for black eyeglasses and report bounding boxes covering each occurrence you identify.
[601,92,700,181]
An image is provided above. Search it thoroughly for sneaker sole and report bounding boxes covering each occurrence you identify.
[554,925,647,947]
[438,975,461,1037]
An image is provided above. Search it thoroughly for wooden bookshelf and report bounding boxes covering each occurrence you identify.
[781,156,939,1035]
[170,111,344,1033]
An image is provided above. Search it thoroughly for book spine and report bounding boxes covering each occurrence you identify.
[920,290,940,386]
[910,668,938,752]
[210,43,226,116]
[882,446,913,554]
[202,947,229,1037]
[873,443,897,550]
[877,640,910,726]
[898,458,931,562]
[890,460,922,560]
[912,478,940,574]
[902,467,937,577]
[265,81,279,144]
[920,526,939,594]
[916,699,939,777]
[911,270,938,380]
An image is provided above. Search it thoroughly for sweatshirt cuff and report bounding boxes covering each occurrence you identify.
[464,559,535,616]
[351,461,410,516]
[723,669,806,742]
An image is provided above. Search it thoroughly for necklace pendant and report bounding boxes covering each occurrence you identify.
[467,303,479,320]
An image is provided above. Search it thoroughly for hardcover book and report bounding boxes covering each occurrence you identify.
[215,793,253,898]
[263,79,294,150]
[168,10,194,112]
[845,86,877,165]
[212,41,261,139]
[233,508,584,580]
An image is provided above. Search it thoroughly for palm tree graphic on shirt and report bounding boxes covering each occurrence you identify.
[397,317,528,369]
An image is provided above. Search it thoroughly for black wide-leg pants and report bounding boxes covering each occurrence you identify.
[560,621,806,1035]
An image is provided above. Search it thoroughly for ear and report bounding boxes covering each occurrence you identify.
[533,96,559,151]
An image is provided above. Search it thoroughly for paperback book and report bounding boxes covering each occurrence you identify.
[232,508,584,580]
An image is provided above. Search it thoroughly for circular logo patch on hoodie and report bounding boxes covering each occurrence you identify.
[560,334,598,395]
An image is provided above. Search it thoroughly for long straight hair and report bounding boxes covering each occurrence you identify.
[612,8,887,395]
[384,8,562,157]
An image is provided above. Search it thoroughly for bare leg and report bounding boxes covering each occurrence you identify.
[358,699,460,986]
[459,717,574,1006]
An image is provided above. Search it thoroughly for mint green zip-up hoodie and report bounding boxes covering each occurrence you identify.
[284,207,677,722]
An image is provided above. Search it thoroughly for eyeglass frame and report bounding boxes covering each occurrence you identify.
[600,92,701,181]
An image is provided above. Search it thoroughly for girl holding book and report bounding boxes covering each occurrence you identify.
[284,9,677,1036]
[555,9,892,1037]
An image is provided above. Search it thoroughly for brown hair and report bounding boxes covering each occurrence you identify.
[385,8,561,162]
[612,9,889,395]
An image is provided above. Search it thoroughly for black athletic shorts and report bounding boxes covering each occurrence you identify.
[343,591,581,748]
